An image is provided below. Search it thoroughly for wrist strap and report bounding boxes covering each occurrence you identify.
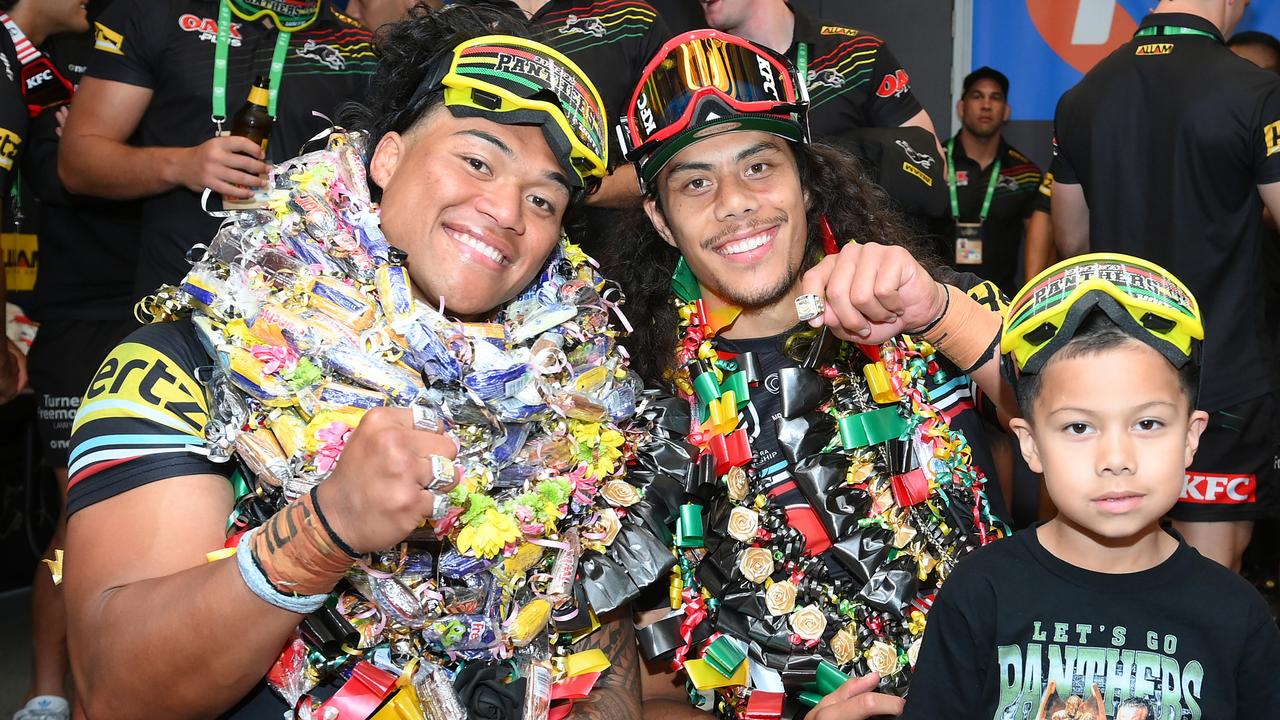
[915,285,1002,372]
[309,486,360,559]
[237,530,329,614]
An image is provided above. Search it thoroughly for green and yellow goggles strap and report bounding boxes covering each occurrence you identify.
[1001,252,1203,375]
[443,36,608,182]
[226,0,320,32]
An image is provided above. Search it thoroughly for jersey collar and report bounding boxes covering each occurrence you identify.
[1137,11,1224,43]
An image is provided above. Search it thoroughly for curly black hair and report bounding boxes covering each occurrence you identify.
[338,2,528,156]
[602,140,940,388]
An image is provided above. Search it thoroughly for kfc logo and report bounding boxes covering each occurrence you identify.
[1180,473,1256,505]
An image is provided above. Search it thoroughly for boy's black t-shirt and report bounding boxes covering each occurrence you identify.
[901,525,1280,720]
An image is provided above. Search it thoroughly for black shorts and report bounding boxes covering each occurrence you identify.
[1167,392,1280,522]
[27,316,137,468]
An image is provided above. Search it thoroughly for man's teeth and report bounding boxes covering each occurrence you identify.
[457,232,507,265]
[721,231,771,255]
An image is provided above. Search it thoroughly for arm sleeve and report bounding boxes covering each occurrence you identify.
[84,0,165,88]
[900,564,993,719]
[1033,170,1053,215]
[1049,94,1079,185]
[864,40,924,129]
[1022,165,1043,220]
[66,320,229,516]
[1235,597,1280,714]
[1253,80,1280,185]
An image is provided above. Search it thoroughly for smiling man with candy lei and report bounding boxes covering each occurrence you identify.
[594,31,1019,719]
[58,6,667,720]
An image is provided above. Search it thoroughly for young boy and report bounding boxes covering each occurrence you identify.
[901,254,1280,719]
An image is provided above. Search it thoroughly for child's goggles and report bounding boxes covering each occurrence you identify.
[1001,253,1203,377]
[618,30,808,180]
[400,36,608,193]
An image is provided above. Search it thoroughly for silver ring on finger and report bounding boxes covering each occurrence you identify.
[425,454,456,491]
[795,293,826,322]
[411,401,443,434]
[429,494,453,522]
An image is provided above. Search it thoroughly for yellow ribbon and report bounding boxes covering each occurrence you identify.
[684,657,750,690]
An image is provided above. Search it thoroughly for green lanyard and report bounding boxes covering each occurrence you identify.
[1134,25,1219,41]
[212,0,290,132]
[796,42,808,85]
[946,139,1001,223]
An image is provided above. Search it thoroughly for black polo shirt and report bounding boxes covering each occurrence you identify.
[787,4,923,141]
[934,136,1041,296]
[523,0,671,166]
[23,30,139,320]
[86,0,375,298]
[1052,12,1280,411]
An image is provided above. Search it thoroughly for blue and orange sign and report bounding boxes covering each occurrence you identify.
[974,0,1280,121]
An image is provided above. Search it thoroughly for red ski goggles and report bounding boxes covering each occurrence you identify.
[618,30,808,183]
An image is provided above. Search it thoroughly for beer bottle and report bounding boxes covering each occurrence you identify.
[230,75,273,155]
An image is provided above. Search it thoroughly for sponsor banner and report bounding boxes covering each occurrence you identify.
[973,0,1280,121]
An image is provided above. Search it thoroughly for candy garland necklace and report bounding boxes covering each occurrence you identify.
[139,131,642,717]
[655,259,1006,717]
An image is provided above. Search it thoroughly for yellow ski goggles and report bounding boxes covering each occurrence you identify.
[430,35,608,192]
[1002,253,1203,376]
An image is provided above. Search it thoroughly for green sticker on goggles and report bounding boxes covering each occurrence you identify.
[1008,259,1198,333]
[227,0,320,31]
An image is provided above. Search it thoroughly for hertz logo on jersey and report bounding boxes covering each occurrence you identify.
[0,128,20,171]
[94,21,124,55]
[1135,43,1174,56]
[75,342,208,435]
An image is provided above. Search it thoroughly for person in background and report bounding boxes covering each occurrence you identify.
[937,66,1043,298]
[1228,29,1280,72]
[57,0,375,300]
[482,0,671,211]
[698,0,943,153]
[2,0,89,708]
[12,2,141,719]
[1052,0,1280,572]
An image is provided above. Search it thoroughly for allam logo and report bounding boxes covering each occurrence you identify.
[1026,0,1138,74]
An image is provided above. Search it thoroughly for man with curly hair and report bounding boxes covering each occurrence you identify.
[594,30,1018,720]
[61,6,632,718]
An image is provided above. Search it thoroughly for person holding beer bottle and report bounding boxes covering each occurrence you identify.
[58,0,376,299]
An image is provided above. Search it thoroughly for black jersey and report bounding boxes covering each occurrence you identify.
[86,0,374,297]
[1052,12,1280,411]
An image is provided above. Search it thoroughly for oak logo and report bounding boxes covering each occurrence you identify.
[0,128,20,172]
[875,69,910,98]
[1135,42,1173,56]
[93,21,124,55]
[178,14,242,45]
[1265,120,1280,157]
